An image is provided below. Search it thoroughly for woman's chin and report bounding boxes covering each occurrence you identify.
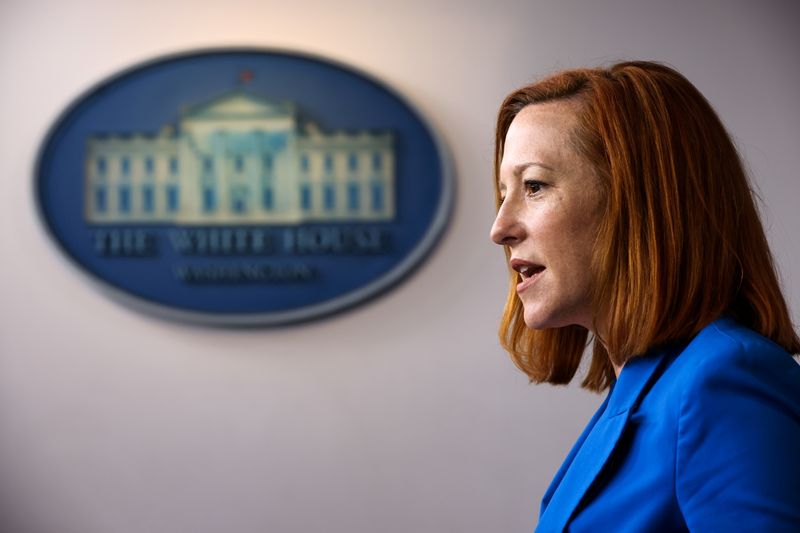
[522,310,550,330]
[522,309,587,331]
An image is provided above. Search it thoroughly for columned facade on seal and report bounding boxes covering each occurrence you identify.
[85,90,394,225]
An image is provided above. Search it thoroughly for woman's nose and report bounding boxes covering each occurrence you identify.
[490,201,523,246]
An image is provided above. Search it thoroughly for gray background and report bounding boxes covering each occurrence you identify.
[1,0,798,531]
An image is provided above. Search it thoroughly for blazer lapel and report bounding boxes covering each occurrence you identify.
[536,351,670,533]
[539,392,610,513]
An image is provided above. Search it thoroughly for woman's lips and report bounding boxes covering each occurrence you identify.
[516,266,545,293]
[510,259,545,293]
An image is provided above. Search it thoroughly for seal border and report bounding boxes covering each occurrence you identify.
[33,46,455,327]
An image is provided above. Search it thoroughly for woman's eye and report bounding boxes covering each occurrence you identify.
[524,180,544,195]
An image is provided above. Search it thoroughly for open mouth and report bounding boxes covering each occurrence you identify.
[511,259,545,278]
[516,264,545,280]
[510,260,545,292]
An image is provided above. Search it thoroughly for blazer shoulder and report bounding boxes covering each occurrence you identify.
[670,317,800,388]
[672,318,800,531]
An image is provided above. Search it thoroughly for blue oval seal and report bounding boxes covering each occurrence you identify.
[36,49,453,325]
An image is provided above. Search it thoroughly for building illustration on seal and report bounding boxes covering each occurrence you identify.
[84,89,395,225]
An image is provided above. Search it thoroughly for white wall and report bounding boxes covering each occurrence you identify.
[1,1,798,531]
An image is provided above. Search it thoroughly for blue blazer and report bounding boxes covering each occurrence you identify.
[536,317,800,532]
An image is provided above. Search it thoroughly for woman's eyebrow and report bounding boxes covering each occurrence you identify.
[513,161,555,175]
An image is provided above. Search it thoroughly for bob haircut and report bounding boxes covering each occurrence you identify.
[494,61,799,392]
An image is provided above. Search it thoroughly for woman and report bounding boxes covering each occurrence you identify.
[491,61,800,532]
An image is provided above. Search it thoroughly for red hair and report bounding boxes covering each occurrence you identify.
[495,61,799,391]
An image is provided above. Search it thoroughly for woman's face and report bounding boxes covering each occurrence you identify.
[491,101,604,332]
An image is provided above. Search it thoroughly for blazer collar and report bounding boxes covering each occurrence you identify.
[536,349,673,533]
